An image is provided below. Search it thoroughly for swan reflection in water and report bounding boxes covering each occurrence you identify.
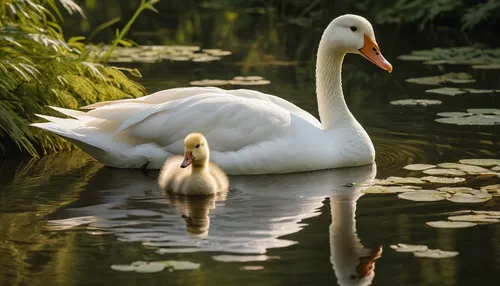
[48,163,382,285]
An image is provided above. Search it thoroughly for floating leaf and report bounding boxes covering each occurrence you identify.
[398,190,449,202]
[459,159,500,166]
[404,164,436,171]
[398,55,432,61]
[435,113,500,125]
[426,221,476,228]
[448,215,499,223]
[362,185,420,194]
[437,187,475,193]
[413,249,459,258]
[421,176,465,184]
[390,99,442,106]
[190,79,229,86]
[480,184,499,192]
[473,210,500,217]
[437,163,490,174]
[212,255,278,262]
[492,166,500,171]
[406,73,475,86]
[472,63,500,70]
[388,176,426,184]
[241,266,265,271]
[229,76,271,85]
[423,168,466,176]
[203,49,232,56]
[437,112,471,118]
[372,179,399,185]
[426,87,466,96]
[466,109,500,115]
[462,88,494,94]
[390,244,428,252]
[447,194,491,203]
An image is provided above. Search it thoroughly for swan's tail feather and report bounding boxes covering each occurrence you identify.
[47,106,90,120]
[30,121,108,161]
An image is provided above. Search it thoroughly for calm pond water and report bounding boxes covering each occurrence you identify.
[1,8,499,286]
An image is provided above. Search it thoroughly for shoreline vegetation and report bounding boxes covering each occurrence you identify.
[0,0,154,157]
[1,0,499,158]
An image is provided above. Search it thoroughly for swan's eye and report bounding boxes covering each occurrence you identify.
[195,144,200,148]
[350,26,357,32]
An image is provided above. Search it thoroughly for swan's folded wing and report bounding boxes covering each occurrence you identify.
[82,87,321,127]
[112,93,297,153]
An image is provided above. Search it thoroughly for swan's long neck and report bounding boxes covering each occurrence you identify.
[316,45,354,130]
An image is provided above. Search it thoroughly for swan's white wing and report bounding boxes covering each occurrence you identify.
[83,87,321,127]
[111,93,295,153]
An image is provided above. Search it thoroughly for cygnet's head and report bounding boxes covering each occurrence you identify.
[320,14,392,72]
[180,132,209,168]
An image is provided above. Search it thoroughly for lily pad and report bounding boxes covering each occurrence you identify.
[387,176,426,184]
[405,73,475,86]
[447,194,491,203]
[426,221,477,228]
[203,49,232,56]
[437,163,490,174]
[397,55,433,61]
[435,115,500,125]
[241,266,265,271]
[426,87,466,96]
[466,108,500,115]
[390,99,442,106]
[390,243,428,252]
[472,63,500,70]
[422,168,466,176]
[459,159,500,166]
[421,176,465,184]
[480,184,499,192]
[372,179,399,186]
[437,187,475,193]
[462,88,495,94]
[362,185,421,194]
[492,166,500,171]
[473,210,500,217]
[229,76,271,85]
[436,112,471,118]
[448,214,499,223]
[190,79,229,86]
[413,249,460,258]
[398,190,449,202]
[212,255,278,262]
[404,164,436,171]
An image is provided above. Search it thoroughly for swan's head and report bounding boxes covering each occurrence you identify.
[321,14,392,72]
[180,132,209,168]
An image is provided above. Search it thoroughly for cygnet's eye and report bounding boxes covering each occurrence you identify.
[350,26,357,32]
[195,144,200,148]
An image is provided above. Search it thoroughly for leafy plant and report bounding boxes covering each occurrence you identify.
[0,0,147,156]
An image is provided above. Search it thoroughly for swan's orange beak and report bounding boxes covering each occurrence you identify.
[180,152,195,168]
[359,34,393,73]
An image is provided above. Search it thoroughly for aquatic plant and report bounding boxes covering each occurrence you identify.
[0,0,147,156]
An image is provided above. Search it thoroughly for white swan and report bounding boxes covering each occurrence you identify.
[31,14,392,175]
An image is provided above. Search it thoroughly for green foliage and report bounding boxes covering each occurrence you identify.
[0,0,146,156]
[354,0,500,30]
[102,0,159,61]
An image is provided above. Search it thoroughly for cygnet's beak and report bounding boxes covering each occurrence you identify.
[180,152,195,168]
[358,34,393,73]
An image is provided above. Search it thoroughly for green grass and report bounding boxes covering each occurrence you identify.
[0,0,148,156]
